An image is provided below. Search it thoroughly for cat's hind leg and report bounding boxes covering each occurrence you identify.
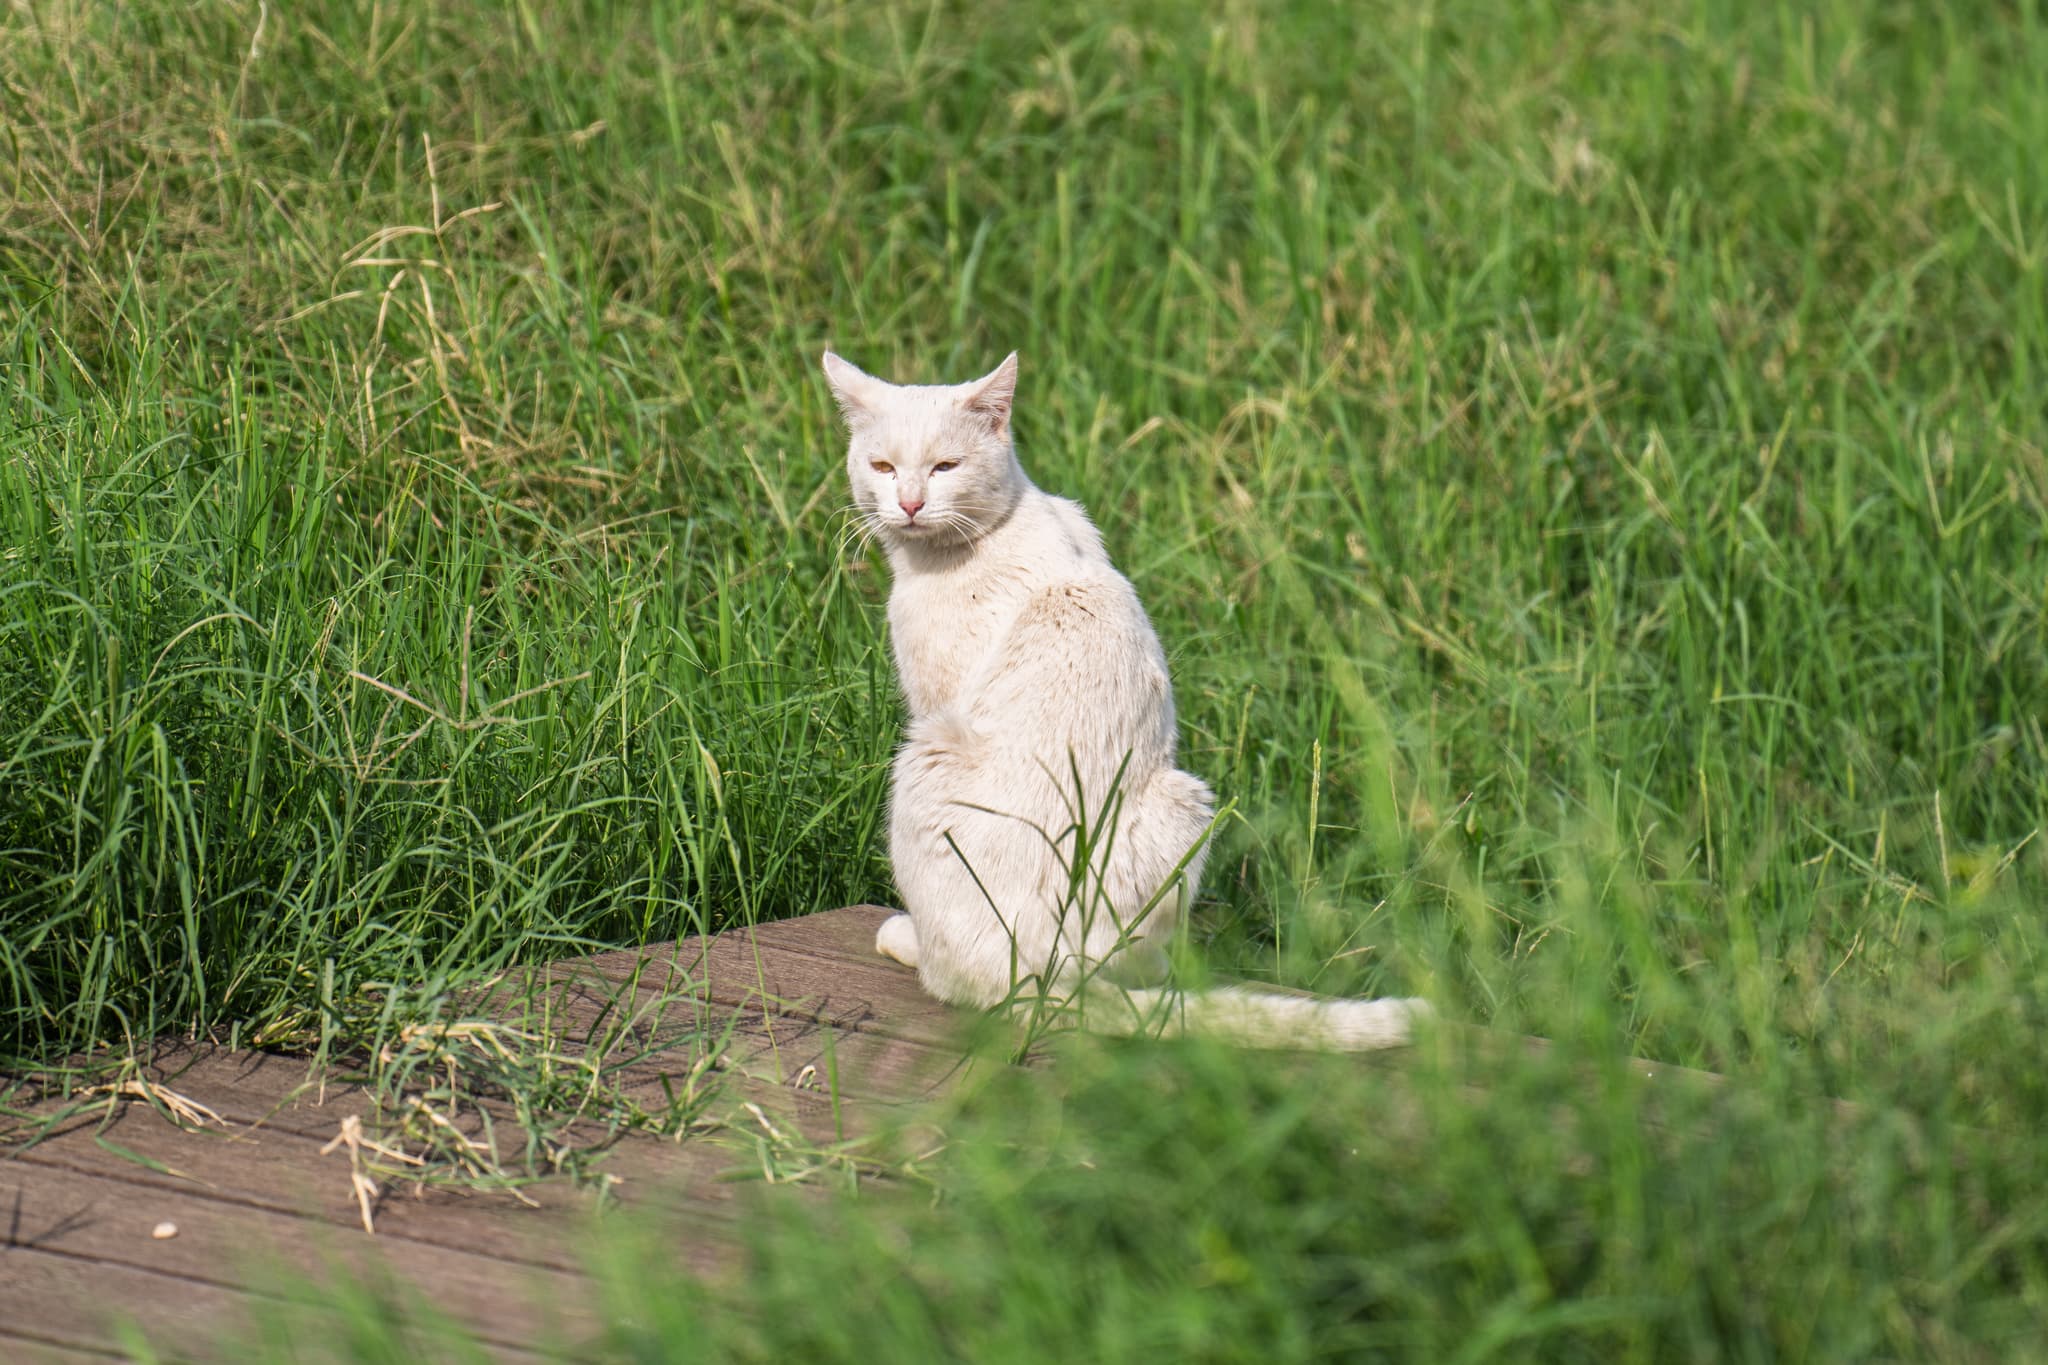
[875,912,921,969]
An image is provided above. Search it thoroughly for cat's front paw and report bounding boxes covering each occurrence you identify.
[875,913,921,969]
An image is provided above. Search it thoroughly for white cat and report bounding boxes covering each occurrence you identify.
[823,350,1426,1049]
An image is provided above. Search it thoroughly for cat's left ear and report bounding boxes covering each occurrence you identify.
[958,352,1019,432]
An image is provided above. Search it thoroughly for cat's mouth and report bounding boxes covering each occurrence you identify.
[875,509,973,544]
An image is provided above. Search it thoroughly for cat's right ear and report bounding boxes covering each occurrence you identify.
[822,351,885,426]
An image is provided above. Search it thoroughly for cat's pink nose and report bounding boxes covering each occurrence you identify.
[898,497,924,520]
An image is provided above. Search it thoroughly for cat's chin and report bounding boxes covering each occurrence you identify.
[885,521,964,546]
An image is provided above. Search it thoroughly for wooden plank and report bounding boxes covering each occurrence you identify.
[7,1021,934,1271]
[747,903,903,964]
[389,904,969,1111]
[8,1061,748,1272]
[568,906,964,1048]
[94,996,915,1134]
[113,1033,895,1165]
[0,1242,273,1362]
[9,1109,595,1271]
[481,963,968,1107]
[0,907,980,1361]
[0,1327,120,1363]
[700,1006,976,1106]
[0,1159,595,1351]
[0,1238,564,1363]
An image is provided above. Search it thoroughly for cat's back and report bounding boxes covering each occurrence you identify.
[957,489,1180,781]
[1038,492,1108,565]
[891,485,1169,723]
[1007,491,1153,628]
[981,490,1172,695]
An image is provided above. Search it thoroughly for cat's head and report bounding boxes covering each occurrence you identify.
[821,351,1025,548]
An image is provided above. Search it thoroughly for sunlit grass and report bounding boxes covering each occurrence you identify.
[4,0,2047,1356]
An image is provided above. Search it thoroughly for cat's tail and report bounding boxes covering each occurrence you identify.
[1075,984,1429,1052]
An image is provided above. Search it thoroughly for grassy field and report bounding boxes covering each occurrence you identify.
[5,0,2048,1358]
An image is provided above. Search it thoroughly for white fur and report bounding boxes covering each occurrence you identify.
[824,350,1426,1051]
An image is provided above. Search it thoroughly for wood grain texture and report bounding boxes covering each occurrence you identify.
[0,906,963,1360]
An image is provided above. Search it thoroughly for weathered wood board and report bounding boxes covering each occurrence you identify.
[0,905,959,1362]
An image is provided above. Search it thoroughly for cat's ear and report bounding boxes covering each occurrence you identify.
[822,351,886,425]
[957,352,1018,432]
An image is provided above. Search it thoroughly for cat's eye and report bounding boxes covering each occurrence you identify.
[870,461,894,475]
[933,461,959,473]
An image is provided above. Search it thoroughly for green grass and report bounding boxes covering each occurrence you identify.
[4,0,2047,1357]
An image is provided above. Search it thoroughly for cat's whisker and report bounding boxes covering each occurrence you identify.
[925,508,987,542]
[830,503,887,559]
